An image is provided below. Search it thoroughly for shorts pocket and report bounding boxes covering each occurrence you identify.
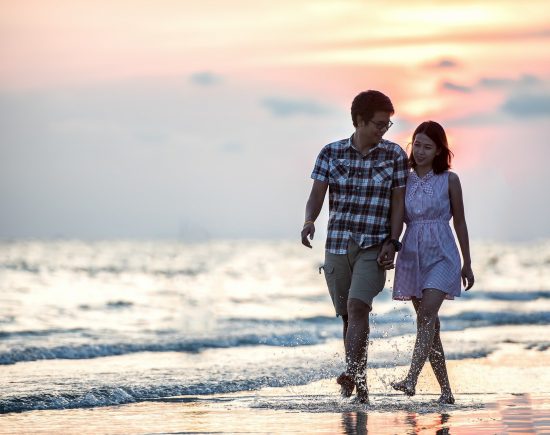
[320,262,348,316]
[320,264,339,294]
[319,264,335,275]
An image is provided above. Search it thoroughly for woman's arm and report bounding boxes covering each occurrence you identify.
[449,172,475,289]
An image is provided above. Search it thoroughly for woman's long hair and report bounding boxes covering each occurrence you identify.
[409,121,453,174]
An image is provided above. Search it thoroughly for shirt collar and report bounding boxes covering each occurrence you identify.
[348,134,383,155]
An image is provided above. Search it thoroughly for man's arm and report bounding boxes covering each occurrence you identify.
[377,186,405,268]
[301,180,328,248]
[389,186,405,240]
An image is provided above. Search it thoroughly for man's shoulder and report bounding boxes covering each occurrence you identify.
[379,139,407,159]
[322,138,349,152]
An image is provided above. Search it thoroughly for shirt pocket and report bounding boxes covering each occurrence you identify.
[329,159,350,183]
[370,161,393,184]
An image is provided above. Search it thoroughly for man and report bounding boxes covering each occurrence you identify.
[301,90,408,403]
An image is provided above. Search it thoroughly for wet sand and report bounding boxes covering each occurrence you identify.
[3,393,548,435]
[1,341,549,434]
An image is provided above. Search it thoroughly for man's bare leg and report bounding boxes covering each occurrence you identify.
[345,298,371,403]
[342,314,349,343]
[337,314,355,397]
[391,289,446,397]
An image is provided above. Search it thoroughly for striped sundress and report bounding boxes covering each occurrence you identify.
[393,170,461,300]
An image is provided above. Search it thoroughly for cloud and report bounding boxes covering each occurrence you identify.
[261,97,332,117]
[502,93,550,117]
[441,81,472,93]
[439,74,543,99]
[479,74,541,89]
[428,58,458,69]
[189,72,222,86]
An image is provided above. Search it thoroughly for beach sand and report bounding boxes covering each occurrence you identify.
[1,337,549,435]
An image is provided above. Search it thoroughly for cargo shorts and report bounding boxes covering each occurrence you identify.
[321,238,386,317]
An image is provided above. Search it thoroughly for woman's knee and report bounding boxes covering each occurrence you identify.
[434,317,441,332]
[417,308,438,326]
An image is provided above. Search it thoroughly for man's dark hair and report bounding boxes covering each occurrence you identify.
[351,90,394,127]
[409,120,454,174]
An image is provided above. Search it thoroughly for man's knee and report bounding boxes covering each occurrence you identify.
[347,298,371,319]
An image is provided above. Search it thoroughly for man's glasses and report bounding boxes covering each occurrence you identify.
[369,120,393,131]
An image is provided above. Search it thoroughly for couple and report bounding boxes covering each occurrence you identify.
[301,90,475,405]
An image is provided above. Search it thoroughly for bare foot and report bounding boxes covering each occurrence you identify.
[352,393,369,405]
[438,392,455,404]
[390,379,415,397]
[355,380,369,404]
[336,372,355,398]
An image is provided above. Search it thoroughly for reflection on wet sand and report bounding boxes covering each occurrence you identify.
[1,393,549,434]
[340,410,452,435]
[335,394,549,434]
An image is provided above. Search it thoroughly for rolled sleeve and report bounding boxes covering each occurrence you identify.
[392,148,409,189]
[311,146,330,182]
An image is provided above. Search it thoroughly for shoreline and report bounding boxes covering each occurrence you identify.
[1,342,549,434]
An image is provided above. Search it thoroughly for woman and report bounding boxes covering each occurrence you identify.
[391,121,474,404]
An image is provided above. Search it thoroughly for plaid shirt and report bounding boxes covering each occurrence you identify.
[311,136,408,254]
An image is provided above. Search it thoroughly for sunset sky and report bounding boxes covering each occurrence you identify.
[1,0,549,241]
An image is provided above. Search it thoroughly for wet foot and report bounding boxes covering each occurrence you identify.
[390,379,415,397]
[336,372,355,398]
[438,392,455,404]
[354,384,369,404]
[351,393,369,405]
[354,375,369,404]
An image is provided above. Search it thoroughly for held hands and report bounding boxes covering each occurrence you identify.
[301,222,315,248]
[462,264,475,290]
[377,242,396,270]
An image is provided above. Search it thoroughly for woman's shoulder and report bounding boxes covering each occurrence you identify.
[446,170,460,183]
[444,171,463,192]
[434,170,459,181]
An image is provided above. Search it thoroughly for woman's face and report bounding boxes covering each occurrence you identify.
[412,132,439,168]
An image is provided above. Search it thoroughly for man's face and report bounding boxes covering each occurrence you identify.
[357,111,392,145]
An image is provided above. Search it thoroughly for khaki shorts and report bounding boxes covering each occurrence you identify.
[321,239,386,316]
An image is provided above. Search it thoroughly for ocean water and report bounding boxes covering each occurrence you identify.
[0,239,549,414]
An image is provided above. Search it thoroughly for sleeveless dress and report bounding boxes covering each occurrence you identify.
[393,170,461,300]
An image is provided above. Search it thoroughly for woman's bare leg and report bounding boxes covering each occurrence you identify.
[392,289,447,396]
[412,298,454,403]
